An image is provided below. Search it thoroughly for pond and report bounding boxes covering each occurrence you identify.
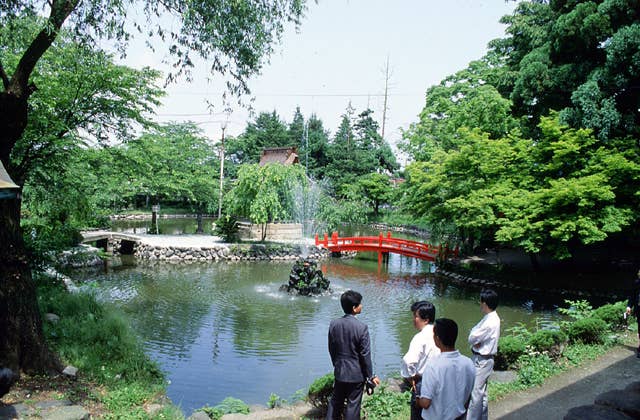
[68,249,560,416]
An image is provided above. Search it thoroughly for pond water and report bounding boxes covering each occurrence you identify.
[69,249,561,416]
[111,217,216,235]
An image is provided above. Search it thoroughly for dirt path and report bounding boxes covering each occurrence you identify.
[491,344,640,419]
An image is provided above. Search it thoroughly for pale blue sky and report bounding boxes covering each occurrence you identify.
[125,1,517,157]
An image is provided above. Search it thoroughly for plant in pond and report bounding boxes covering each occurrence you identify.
[282,259,330,295]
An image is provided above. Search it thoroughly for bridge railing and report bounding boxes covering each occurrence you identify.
[315,232,458,260]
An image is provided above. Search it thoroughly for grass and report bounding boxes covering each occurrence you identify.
[33,272,179,419]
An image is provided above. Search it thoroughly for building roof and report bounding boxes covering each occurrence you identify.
[0,161,19,189]
[259,147,299,166]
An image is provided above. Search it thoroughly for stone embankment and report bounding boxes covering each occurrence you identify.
[435,267,626,301]
[132,242,330,262]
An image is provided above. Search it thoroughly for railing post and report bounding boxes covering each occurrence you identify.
[379,232,383,248]
[324,233,328,247]
[332,231,338,245]
[315,233,319,246]
[387,231,391,239]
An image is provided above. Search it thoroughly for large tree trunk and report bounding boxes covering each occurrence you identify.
[0,197,60,374]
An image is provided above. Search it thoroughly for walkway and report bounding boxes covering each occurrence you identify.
[491,344,640,419]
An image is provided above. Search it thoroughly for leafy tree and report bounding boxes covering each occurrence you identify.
[401,117,640,259]
[227,111,291,164]
[304,114,331,179]
[355,172,393,217]
[288,106,305,149]
[120,123,219,223]
[490,0,640,139]
[226,163,307,240]
[0,0,305,374]
[325,106,398,194]
[401,59,518,161]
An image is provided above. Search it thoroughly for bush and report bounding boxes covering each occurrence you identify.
[529,329,567,358]
[567,317,607,344]
[517,354,557,386]
[592,301,628,330]
[307,373,334,416]
[495,336,527,370]
[362,385,411,420]
[214,214,240,243]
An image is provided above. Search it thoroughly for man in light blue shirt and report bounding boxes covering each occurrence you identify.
[416,318,475,420]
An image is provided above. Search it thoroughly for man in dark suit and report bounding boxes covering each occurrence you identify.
[327,290,380,420]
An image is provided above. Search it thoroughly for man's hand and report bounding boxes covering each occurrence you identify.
[415,396,432,409]
[372,376,380,386]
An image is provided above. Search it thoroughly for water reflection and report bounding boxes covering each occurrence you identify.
[69,254,562,416]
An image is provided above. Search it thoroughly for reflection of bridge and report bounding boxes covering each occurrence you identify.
[81,231,141,254]
[315,232,458,263]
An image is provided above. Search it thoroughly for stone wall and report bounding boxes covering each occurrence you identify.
[133,242,329,262]
[237,223,303,241]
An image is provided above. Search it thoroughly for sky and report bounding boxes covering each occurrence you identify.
[124,1,517,160]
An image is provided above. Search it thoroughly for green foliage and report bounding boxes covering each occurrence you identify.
[267,393,286,409]
[325,107,398,194]
[34,276,167,417]
[528,329,567,357]
[592,301,628,330]
[362,385,411,420]
[307,373,334,415]
[199,397,250,419]
[495,336,527,370]
[226,163,307,239]
[516,353,557,386]
[558,299,594,321]
[227,111,291,164]
[214,214,240,243]
[355,172,393,216]
[567,317,608,344]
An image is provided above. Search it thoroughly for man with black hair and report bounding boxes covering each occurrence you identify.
[416,318,475,420]
[326,290,380,420]
[467,289,501,420]
[401,301,440,420]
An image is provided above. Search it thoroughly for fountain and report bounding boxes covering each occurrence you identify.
[281,259,330,295]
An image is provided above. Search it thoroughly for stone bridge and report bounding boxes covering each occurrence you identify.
[80,231,141,255]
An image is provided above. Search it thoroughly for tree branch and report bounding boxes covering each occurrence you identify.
[10,0,78,97]
[0,60,9,90]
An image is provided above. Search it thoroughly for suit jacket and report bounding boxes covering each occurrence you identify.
[328,314,373,383]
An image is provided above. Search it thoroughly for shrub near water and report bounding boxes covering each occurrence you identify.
[37,276,166,417]
[592,301,628,330]
[567,317,608,344]
[495,336,527,370]
[307,372,334,416]
[528,329,567,358]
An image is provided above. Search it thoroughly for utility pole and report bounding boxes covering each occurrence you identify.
[381,55,391,140]
[217,124,226,219]
[304,121,309,176]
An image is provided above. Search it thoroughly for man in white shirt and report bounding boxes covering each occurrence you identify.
[467,289,501,420]
[401,301,441,420]
[416,318,475,420]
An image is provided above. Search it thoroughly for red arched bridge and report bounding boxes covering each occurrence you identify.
[314,232,458,263]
